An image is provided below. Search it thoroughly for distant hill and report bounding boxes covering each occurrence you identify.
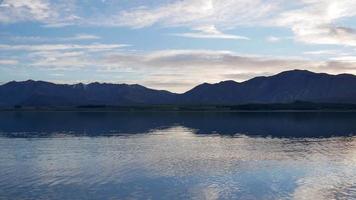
[1,70,356,107]
[180,70,356,104]
[0,80,176,107]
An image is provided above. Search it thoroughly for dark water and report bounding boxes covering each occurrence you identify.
[1,112,356,199]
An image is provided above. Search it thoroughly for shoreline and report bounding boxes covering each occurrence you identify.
[2,102,356,112]
[2,109,356,113]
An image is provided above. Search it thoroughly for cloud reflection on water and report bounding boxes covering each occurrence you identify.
[1,122,356,199]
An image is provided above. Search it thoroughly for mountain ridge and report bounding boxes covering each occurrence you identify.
[1,69,356,106]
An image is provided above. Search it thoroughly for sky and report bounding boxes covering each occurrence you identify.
[1,0,356,92]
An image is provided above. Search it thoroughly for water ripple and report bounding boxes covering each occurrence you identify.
[1,126,356,199]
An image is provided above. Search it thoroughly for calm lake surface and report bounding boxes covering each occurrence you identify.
[1,112,356,200]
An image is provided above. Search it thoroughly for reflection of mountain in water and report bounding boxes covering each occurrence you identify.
[1,112,356,138]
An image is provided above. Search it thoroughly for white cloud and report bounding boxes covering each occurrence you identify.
[0,59,18,65]
[266,36,281,43]
[2,0,356,48]
[302,49,355,59]
[0,0,53,23]
[275,0,356,46]
[31,56,93,69]
[0,42,129,71]
[303,50,342,55]
[69,34,100,40]
[173,25,249,40]
[0,42,129,70]
[6,34,101,42]
[0,0,79,25]
[112,0,279,28]
[26,49,104,70]
[0,43,129,51]
[330,56,356,63]
[113,0,356,47]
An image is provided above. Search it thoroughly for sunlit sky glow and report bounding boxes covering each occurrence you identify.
[2,0,356,92]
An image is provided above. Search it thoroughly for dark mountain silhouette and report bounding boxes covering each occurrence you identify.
[0,80,176,106]
[180,70,356,104]
[1,69,356,107]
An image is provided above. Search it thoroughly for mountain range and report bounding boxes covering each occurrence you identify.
[1,69,356,107]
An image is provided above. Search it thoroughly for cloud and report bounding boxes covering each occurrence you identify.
[303,50,342,56]
[3,0,356,48]
[0,0,279,29]
[222,72,274,80]
[0,42,129,70]
[69,34,100,40]
[3,46,356,92]
[2,43,128,70]
[173,25,249,40]
[0,0,79,25]
[266,36,281,43]
[112,0,279,28]
[26,50,91,69]
[102,49,356,92]
[302,49,355,60]
[112,0,356,47]
[330,56,356,63]
[5,34,101,42]
[0,43,129,51]
[275,0,356,46]
[106,49,308,71]
[0,59,18,65]
[31,56,93,69]
[0,0,53,23]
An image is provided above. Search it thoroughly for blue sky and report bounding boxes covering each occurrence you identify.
[1,0,356,92]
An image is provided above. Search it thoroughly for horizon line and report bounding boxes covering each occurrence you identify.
[1,69,355,94]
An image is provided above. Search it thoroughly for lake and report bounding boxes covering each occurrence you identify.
[1,112,356,199]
